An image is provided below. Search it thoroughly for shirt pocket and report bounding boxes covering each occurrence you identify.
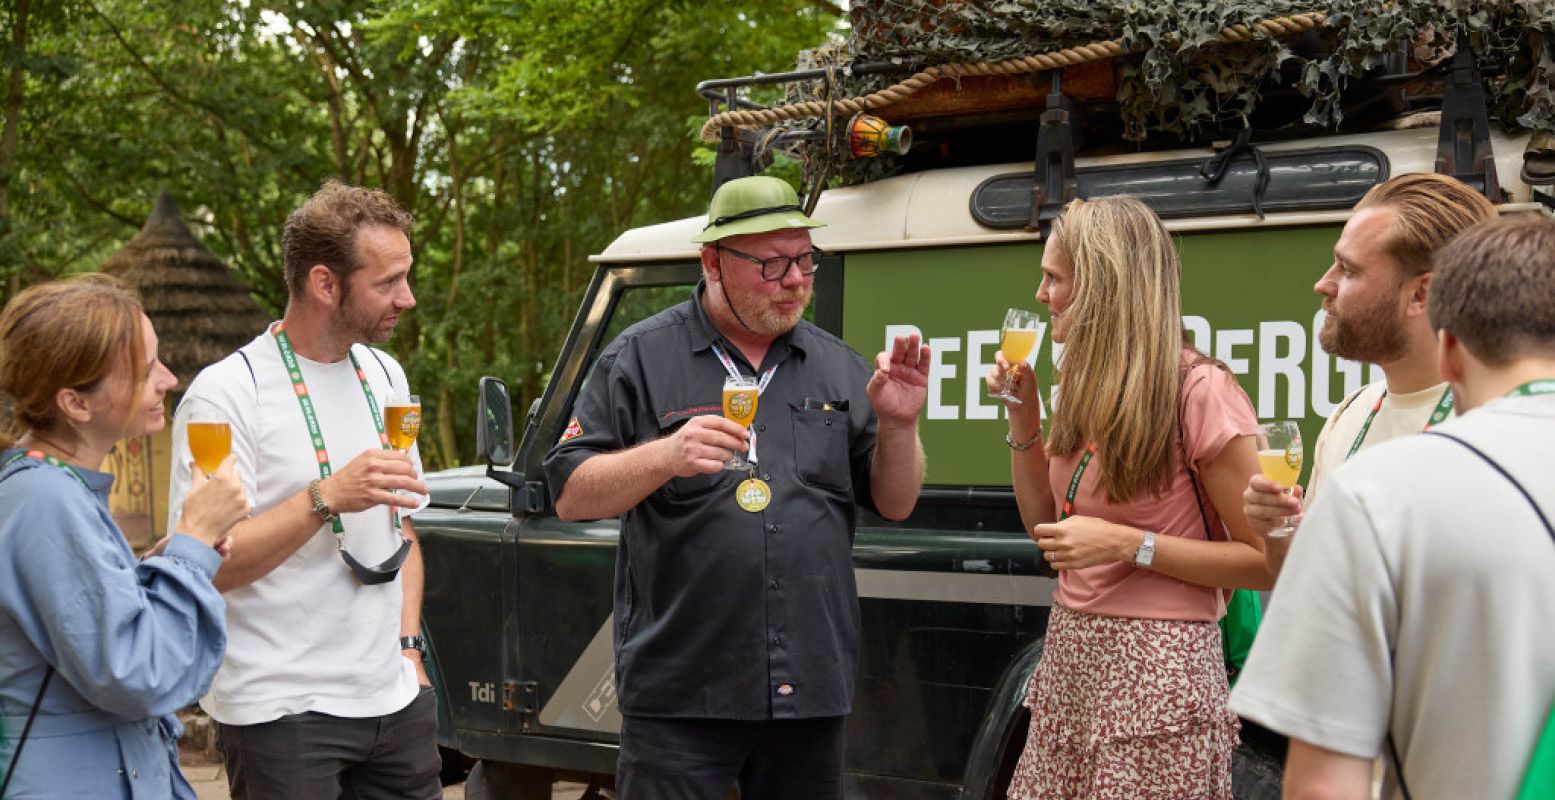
[790,406,851,493]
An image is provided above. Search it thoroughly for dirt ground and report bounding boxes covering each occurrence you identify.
[179,747,588,800]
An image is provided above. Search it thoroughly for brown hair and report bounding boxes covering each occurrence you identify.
[1046,196,1187,503]
[1354,173,1497,278]
[1429,214,1555,366]
[0,274,146,449]
[282,181,414,299]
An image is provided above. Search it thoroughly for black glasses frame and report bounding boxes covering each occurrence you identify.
[718,246,825,281]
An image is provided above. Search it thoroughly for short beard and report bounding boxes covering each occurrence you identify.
[725,283,812,337]
[1319,291,1409,363]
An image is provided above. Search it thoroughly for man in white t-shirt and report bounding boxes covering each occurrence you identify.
[1231,215,1555,798]
[1243,174,1495,574]
[167,182,437,799]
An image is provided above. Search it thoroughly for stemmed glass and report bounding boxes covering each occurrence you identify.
[1256,421,1304,537]
[385,393,422,453]
[183,397,231,475]
[721,376,759,470]
[990,308,1041,404]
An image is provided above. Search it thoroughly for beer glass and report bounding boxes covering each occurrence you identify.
[1256,420,1303,537]
[183,397,231,475]
[722,376,758,470]
[384,393,422,453]
[990,308,1041,404]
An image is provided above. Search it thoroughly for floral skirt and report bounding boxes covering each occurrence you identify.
[1007,604,1240,800]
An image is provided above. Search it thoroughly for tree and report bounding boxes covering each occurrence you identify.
[0,0,843,468]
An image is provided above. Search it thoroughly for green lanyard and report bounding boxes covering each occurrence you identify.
[271,322,397,535]
[1059,444,1098,521]
[1509,380,1555,398]
[2,450,89,490]
[1346,386,1455,460]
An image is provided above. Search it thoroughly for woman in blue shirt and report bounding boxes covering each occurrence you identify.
[0,275,250,798]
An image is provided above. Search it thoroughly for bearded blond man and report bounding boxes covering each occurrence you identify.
[1242,173,1495,574]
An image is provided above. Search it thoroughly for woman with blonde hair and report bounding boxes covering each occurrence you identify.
[987,197,1272,798]
[0,274,249,798]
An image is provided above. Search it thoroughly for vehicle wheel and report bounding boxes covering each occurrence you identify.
[463,759,553,799]
[1232,717,1286,799]
[439,746,475,786]
[1231,736,1284,799]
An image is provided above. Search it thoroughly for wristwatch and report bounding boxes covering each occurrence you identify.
[1133,531,1157,568]
[308,479,338,524]
[400,635,428,659]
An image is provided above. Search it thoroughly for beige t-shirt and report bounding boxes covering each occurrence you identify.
[1303,380,1455,509]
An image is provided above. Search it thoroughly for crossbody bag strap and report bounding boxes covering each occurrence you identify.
[0,666,54,795]
[1383,430,1554,800]
[0,461,58,795]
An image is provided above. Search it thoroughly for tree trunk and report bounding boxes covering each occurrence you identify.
[1,0,31,297]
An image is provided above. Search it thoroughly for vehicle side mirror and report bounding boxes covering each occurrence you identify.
[476,376,515,466]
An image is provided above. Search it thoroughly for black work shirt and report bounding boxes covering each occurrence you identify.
[543,284,878,720]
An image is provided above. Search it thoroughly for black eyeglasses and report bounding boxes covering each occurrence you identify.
[718,246,825,281]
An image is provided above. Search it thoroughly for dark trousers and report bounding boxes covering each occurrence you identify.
[617,714,846,800]
[215,686,441,800]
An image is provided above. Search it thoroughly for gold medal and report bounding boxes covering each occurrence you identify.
[736,477,772,513]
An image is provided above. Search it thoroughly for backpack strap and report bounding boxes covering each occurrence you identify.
[1383,430,1554,800]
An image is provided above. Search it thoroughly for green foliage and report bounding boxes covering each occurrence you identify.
[0,0,842,469]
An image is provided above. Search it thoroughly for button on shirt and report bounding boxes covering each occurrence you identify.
[544,284,879,720]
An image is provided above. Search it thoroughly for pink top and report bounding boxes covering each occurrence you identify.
[1048,355,1257,621]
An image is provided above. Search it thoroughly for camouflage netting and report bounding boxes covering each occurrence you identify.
[758,1,1555,186]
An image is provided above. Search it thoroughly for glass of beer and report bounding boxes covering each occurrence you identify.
[722,376,759,470]
[385,393,422,453]
[990,308,1041,404]
[184,398,231,475]
[1256,420,1304,537]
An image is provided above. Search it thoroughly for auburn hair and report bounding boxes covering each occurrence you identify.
[0,274,146,449]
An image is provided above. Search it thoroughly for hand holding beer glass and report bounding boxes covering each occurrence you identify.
[990,308,1040,404]
[1256,421,1303,537]
[721,376,758,470]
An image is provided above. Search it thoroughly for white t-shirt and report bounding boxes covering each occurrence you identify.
[1230,394,1555,799]
[167,329,428,726]
[1304,380,1455,509]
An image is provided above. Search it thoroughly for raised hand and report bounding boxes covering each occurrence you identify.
[319,449,428,514]
[867,333,930,426]
[178,457,252,548]
[663,414,750,477]
[1242,475,1305,536]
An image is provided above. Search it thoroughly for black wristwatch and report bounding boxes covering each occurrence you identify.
[400,635,427,659]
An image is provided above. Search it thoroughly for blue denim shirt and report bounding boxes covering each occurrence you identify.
[0,449,226,798]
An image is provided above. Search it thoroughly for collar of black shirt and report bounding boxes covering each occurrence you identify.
[686,281,810,371]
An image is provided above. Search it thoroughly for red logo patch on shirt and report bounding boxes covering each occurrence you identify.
[559,417,584,444]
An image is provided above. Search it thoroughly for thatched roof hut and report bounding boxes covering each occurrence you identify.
[102,191,270,389]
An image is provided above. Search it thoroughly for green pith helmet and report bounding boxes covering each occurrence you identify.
[691,176,825,244]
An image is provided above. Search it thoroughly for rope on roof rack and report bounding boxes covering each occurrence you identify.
[698,11,1327,142]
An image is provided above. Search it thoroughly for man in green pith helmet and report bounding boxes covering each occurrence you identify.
[544,175,930,799]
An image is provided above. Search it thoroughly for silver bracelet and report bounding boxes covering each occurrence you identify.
[1006,430,1041,451]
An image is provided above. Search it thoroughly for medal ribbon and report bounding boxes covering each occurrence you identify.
[1058,444,1097,521]
[1509,380,1555,398]
[271,322,399,537]
[3,450,89,490]
[1346,386,1455,460]
[709,342,778,466]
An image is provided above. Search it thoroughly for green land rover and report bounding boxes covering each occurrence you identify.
[412,15,1553,798]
